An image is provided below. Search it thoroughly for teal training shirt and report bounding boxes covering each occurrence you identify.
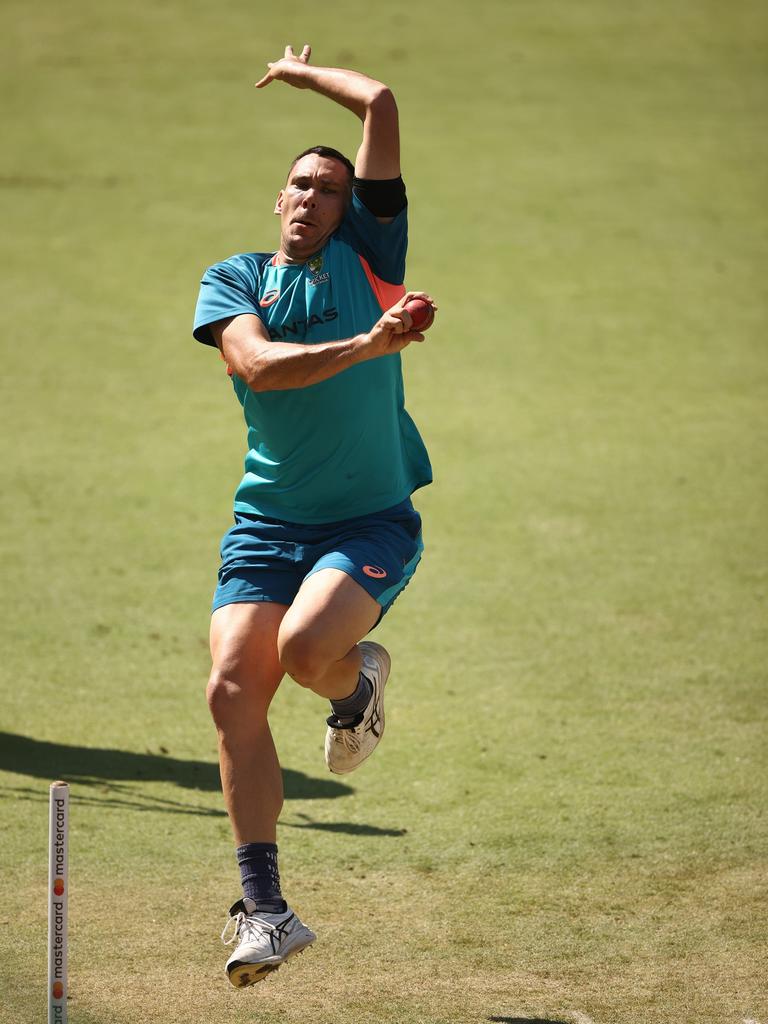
[193,194,432,524]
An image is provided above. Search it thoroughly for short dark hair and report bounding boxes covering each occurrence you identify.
[288,146,355,183]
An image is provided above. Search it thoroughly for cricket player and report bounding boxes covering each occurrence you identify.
[193,44,434,987]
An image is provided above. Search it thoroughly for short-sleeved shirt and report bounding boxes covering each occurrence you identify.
[193,193,432,524]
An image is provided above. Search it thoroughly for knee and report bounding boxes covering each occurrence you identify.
[278,629,329,689]
[206,667,270,729]
[206,669,240,727]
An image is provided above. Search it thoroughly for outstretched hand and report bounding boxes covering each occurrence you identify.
[366,292,437,357]
[255,44,312,89]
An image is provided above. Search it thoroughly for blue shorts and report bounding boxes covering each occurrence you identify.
[212,498,424,619]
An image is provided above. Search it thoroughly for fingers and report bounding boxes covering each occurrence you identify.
[401,290,437,309]
[282,43,311,61]
[386,291,438,314]
[256,44,312,87]
[398,309,424,335]
[367,311,425,358]
[381,308,412,332]
[394,328,426,346]
[381,292,438,331]
[400,308,414,331]
[379,309,425,340]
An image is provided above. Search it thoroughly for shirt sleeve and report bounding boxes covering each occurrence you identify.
[335,192,408,286]
[193,257,264,347]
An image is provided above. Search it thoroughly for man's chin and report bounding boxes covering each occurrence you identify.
[283,231,328,263]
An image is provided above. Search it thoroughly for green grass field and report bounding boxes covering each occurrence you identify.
[1,1,766,1022]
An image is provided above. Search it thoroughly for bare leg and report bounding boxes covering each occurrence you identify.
[207,602,288,845]
[278,568,382,699]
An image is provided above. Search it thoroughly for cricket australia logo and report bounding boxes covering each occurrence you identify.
[307,254,330,287]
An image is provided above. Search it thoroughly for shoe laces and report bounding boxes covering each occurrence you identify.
[327,710,364,753]
[336,728,361,753]
[221,910,282,947]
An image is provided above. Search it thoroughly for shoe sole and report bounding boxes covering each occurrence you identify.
[226,934,316,988]
[227,961,280,988]
[327,641,391,775]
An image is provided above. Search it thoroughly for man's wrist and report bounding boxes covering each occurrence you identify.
[277,61,313,89]
[352,331,382,363]
[353,331,373,358]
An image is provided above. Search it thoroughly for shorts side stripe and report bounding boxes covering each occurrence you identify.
[376,532,424,608]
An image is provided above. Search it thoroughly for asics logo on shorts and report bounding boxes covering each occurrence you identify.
[363,565,388,579]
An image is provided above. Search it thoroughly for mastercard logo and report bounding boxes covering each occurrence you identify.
[53,879,64,896]
[52,982,64,999]
[363,565,387,579]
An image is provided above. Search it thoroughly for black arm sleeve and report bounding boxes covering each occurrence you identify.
[352,176,407,218]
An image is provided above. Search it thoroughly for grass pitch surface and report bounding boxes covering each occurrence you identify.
[1,1,766,1022]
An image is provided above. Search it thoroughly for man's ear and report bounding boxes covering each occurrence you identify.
[274,190,284,215]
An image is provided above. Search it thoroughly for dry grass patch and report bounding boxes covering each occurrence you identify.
[4,863,766,1024]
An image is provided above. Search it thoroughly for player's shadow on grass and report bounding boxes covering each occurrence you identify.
[0,730,348,799]
[487,1018,571,1024]
[284,812,407,837]
[0,732,406,833]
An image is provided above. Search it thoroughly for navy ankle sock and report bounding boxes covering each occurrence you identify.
[236,842,286,914]
[330,672,373,724]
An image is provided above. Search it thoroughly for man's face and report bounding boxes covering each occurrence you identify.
[275,154,351,263]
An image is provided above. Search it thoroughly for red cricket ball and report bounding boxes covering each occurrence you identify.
[404,298,435,332]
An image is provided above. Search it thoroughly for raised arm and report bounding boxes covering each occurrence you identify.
[210,292,434,393]
[255,44,400,179]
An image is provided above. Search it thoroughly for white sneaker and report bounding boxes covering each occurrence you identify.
[221,898,316,988]
[324,641,391,775]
